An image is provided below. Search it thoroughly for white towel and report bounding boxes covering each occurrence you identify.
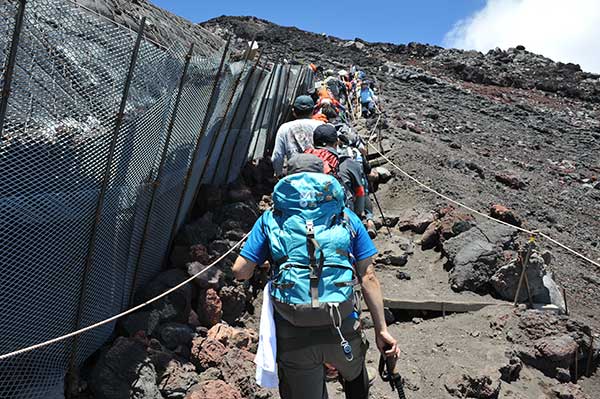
[254,281,279,388]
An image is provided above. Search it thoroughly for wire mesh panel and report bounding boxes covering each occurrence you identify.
[203,61,250,185]
[133,52,223,293]
[193,66,237,186]
[172,47,230,235]
[76,38,184,364]
[220,65,268,183]
[0,0,138,396]
[246,66,276,161]
[0,0,305,397]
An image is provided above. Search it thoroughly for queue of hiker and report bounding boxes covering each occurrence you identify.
[233,65,397,399]
[271,72,384,238]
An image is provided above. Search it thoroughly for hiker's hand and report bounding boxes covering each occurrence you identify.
[376,330,400,358]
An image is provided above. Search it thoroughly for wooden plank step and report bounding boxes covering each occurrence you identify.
[383,298,509,313]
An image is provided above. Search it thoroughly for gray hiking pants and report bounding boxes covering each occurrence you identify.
[276,316,368,399]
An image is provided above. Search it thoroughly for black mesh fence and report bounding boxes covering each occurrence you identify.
[0,0,312,396]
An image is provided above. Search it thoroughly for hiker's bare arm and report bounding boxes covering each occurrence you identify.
[232,256,257,281]
[359,258,400,358]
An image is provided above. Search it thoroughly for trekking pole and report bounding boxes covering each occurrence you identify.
[372,191,392,237]
[379,347,407,399]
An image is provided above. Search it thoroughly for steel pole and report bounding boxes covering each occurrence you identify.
[0,0,27,138]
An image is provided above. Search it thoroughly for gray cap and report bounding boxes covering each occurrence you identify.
[286,153,324,175]
[293,95,315,112]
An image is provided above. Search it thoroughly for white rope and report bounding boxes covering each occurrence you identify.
[368,141,600,269]
[0,232,250,360]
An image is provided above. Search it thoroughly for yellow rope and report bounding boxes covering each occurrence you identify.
[0,232,251,360]
[367,141,600,269]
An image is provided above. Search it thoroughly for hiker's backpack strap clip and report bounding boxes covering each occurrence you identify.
[306,220,324,308]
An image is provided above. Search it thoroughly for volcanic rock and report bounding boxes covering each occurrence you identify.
[158,323,194,351]
[444,370,501,399]
[213,202,259,230]
[90,337,162,399]
[122,270,193,336]
[190,337,227,370]
[190,244,211,264]
[495,172,526,189]
[207,323,258,352]
[444,225,515,293]
[179,212,221,246]
[490,204,523,227]
[551,383,590,399]
[198,288,223,327]
[158,360,200,399]
[499,356,522,382]
[220,284,250,324]
[221,347,266,399]
[398,212,434,234]
[185,380,242,399]
[187,262,223,289]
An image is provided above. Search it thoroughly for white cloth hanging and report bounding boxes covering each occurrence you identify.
[254,281,279,388]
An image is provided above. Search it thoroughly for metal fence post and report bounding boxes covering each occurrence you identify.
[262,65,286,158]
[194,39,254,188]
[224,59,267,182]
[273,64,293,129]
[127,43,195,305]
[281,67,306,126]
[248,62,278,160]
[162,38,231,263]
[0,0,27,139]
[209,47,262,185]
[67,17,146,389]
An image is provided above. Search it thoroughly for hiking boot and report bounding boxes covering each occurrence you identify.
[366,220,377,239]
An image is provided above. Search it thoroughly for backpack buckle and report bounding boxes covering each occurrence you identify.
[306,220,314,237]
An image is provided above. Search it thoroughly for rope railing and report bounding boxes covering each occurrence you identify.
[367,140,600,269]
[0,232,250,360]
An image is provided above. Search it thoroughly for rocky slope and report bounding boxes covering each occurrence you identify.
[200,15,600,331]
[69,6,600,399]
[70,0,223,53]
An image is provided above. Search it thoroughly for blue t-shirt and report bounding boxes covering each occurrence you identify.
[240,208,377,266]
[360,87,374,103]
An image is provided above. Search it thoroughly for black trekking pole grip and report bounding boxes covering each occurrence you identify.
[382,344,407,399]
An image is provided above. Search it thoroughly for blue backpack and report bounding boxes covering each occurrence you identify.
[263,172,360,327]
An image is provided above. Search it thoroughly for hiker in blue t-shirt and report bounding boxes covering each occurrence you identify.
[360,81,377,118]
[232,156,399,399]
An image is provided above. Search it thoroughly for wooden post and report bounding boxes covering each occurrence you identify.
[587,335,595,377]
[574,346,579,382]
[514,236,536,306]
[522,267,535,308]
